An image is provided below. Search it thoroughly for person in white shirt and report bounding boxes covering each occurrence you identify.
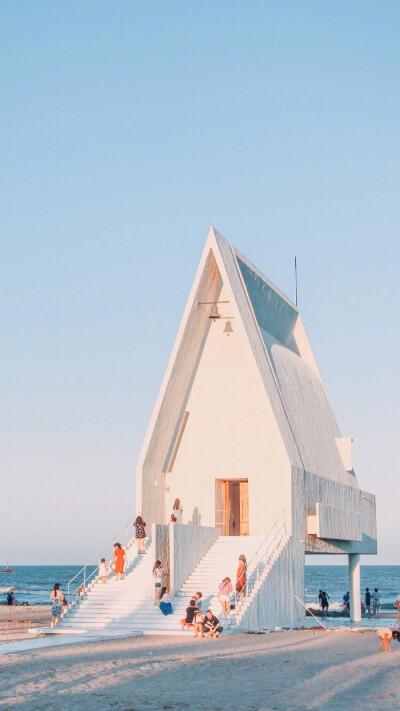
[172,498,183,524]
[98,558,108,584]
[152,560,164,604]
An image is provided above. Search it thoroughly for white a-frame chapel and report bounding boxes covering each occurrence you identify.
[61,227,377,635]
[137,227,376,629]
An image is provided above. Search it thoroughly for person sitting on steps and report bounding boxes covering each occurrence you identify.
[203,609,223,638]
[180,599,199,630]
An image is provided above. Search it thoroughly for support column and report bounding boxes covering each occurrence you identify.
[349,553,361,623]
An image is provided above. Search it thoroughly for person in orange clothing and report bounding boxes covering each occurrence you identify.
[236,554,247,602]
[111,542,127,581]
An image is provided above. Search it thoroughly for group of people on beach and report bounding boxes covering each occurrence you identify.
[318,587,381,617]
[363,587,380,614]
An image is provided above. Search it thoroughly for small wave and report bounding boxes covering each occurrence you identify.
[0,586,19,592]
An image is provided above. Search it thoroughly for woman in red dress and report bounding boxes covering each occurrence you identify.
[236,554,247,601]
[111,542,127,581]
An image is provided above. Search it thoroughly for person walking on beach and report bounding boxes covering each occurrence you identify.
[365,587,372,614]
[50,583,64,627]
[320,591,329,617]
[218,577,233,619]
[111,543,127,581]
[172,498,183,524]
[318,590,323,608]
[153,560,163,604]
[133,516,147,554]
[373,588,380,615]
[236,555,247,601]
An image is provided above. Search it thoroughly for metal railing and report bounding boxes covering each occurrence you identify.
[66,516,138,607]
[233,510,287,616]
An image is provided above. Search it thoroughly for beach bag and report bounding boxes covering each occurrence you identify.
[160,601,173,616]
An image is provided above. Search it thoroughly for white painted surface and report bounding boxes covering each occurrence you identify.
[170,523,219,595]
[349,553,361,623]
[335,437,353,472]
[316,503,362,541]
[164,281,292,536]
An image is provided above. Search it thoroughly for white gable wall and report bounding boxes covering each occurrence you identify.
[165,286,292,536]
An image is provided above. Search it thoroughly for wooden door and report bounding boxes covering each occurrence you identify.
[215,479,228,535]
[239,481,249,535]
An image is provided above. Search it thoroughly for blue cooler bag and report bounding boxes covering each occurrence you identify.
[159,601,173,616]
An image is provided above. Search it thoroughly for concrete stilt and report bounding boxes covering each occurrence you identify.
[349,553,361,623]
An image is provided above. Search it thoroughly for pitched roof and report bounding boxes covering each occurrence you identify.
[137,227,358,503]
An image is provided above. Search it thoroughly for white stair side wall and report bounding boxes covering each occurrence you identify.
[170,523,219,595]
[236,537,304,631]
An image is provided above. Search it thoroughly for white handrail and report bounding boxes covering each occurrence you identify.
[234,510,287,614]
[66,515,137,605]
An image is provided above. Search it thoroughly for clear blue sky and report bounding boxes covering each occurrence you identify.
[1,1,399,564]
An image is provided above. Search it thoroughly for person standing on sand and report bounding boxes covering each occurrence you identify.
[373,588,380,615]
[320,591,329,617]
[133,516,147,554]
[172,498,183,524]
[111,543,127,581]
[365,587,372,614]
[50,583,64,627]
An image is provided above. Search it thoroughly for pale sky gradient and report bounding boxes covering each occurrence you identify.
[1,1,399,565]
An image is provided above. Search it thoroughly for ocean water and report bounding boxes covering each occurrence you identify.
[0,566,96,606]
[305,565,400,612]
[1,565,399,628]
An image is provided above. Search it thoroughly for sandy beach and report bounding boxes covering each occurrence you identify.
[0,606,50,643]
[1,627,400,710]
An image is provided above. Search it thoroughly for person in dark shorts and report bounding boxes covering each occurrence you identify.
[365,587,372,614]
[180,599,199,630]
[320,591,329,617]
[203,609,223,637]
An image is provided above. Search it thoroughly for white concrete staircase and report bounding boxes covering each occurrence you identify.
[61,531,288,635]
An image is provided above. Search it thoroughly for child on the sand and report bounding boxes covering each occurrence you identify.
[377,628,394,652]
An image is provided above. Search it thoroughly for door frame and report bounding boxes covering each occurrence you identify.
[215,478,249,536]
